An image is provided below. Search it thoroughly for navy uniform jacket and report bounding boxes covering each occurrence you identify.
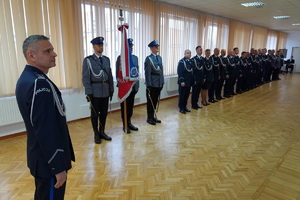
[177,57,194,87]
[219,55,229,79]
[116,54,139,92]
[191,55,205,84]
[251,54,258,73]
[234,55,242,76]
[209,54,221,81]
[245,57,252,75]
[203,57,213,82]
[240,57,247,75]
[82,54,114,98]
[144,54,164,88]
[16,65,75,179]
[227,56,236,77]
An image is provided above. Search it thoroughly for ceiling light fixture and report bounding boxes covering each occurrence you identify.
[292,23,300,26]
[241,2,265,7]
[273,16,291,19]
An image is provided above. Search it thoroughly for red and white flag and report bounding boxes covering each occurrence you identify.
[117,24,137,102]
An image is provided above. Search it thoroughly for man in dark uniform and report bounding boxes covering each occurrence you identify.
[209,48,221,103]
[116,38,139,133]
[232,47,240,95]
[237,51,247,93]
[191,46,205,110]
[224,49,236,98]
[144,40,164,125]
[177,49,193,114]
[82,37,114,144]
[218,49,229,99]
[261,48,268,83]
[16,35,75,200]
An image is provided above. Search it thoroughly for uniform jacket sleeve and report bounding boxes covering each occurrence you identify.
[177,60,185,84]
[82,57,92,95]
[144,56,152,87]
[106,57,114,94]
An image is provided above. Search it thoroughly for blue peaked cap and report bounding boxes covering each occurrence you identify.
[91,37,104,45]
[148,40,159,47]
[128,38,134,45]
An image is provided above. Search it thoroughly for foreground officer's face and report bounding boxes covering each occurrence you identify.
[151,45,159,54]
[30,40,57,72]
[205,51,210,57]
[196,47,202,55]
[185,50,191,59]
[93,44,104,55]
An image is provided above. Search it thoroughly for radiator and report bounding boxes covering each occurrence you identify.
[166,76,178,92]
[0,97,23,126]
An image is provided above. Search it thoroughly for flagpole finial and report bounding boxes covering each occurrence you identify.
[119,9,124,22]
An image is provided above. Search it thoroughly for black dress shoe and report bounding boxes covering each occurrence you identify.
[220,97,225,99]
[94,133,101,144]
[192,106,198,110]
[208,99,214,103]
[123,128,131,134]
[147,119,156,125]
[214,99,218,102]
[216,97,221,100]
[197,105,203,109]
[99,132,112,141]
[154,118,161,123]
[128,123,138,131]
[179,109,186,114]
[184,107,191,112]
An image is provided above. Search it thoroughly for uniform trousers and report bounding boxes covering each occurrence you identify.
[208,79,218,100]
[191,82,202,107]
[91,96,109,131]
[146,87,162,120]
[236,75,244,92]
[229,75,237,94]
[224,78,231,96]
[34,176,66,200]
[121,90,137,126]
[216,78,224,98]
[178,85,191,110]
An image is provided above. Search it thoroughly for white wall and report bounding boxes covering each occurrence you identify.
[285,31,300,72]
[0,78,178,137]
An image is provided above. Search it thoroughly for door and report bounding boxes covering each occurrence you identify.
[292,47,300,72]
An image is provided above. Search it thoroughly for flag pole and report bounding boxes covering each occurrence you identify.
[119,9,128,133]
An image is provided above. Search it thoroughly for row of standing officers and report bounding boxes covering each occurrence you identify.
[177,47,284,114]
[82,36,284,144]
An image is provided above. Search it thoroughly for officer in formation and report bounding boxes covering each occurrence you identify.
[191,46,205,110]
[82,37,114,144]
[208,48,221,103]
[144,40,164,125]
[16,35,75,199]
[218,49,229,100]
[224,49,236,98]
[177,49,193,114]
[116,38,139,134]
[201,49,213,106]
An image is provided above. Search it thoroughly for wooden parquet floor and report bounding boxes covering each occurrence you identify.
[1,74,300,200]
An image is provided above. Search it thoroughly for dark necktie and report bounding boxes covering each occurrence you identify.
[156,56,159,62]
[99,56,103,64]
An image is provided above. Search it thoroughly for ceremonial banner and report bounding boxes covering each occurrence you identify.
[117,24,138,102]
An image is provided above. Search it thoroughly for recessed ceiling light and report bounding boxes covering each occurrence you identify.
[241,2,265,7]
[273,16,291,19]
[292,23,300,26]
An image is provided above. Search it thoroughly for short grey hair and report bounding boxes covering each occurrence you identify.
[22,35,49,59]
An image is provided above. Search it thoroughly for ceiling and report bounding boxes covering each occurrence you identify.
[159,0,300,32]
